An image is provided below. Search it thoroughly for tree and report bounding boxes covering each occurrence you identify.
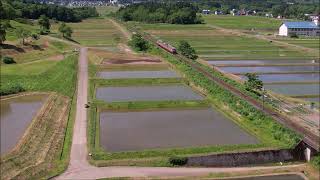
[38,15,50,33]
[59,22,73,38]
[15,28,31,45]
[178,40,198,60]
[0,23,7,44]
[128,34,149,51]
[244,73,263,93]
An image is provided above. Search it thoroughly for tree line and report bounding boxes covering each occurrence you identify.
[1,0,98,22]
[116,2,203,24]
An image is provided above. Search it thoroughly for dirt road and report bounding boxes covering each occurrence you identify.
[55,47,308,180]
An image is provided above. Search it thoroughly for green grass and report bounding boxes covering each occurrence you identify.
[1,60,58,76]
[52,18,125,46]
[276,38,320,50]
[203,15,282,32]
[1,54,78,97]
[132,22,316,60]
[5,20,40,41]
[96,6,119,16]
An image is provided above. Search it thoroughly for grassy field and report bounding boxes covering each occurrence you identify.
[202,15,282,33]
[133,23,316,60]
[275,38,320,51]
[52,18,125,47]
[96,6,119,16]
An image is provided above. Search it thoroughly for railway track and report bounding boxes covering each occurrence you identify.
[127,25,319,152]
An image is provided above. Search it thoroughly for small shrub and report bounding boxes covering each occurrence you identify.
[128,34,150,52]
[2,56,16,64]
[289,32,298,38]
[0,84,25,96]
[169,156,188,166]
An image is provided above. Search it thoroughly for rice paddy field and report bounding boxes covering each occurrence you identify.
[209,59,320,103]
[52,18,125,47]
[274,38,320,54]
[133,22,317,60]
[202,15,282,33]
[88,44,300,166]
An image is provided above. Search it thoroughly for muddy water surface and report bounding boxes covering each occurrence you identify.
[219,66,319,74]
[228,174,305,180]
[264,84,320,96]
[239,73,319,83]
[100,108,259,152]
[1,94,47,155]
[97,70,180,79]
[207,60,317,65]
[96,85,203,102]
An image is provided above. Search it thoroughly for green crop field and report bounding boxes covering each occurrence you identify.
[202,15,282,33]
[52,18,125,47]
[134,23,316,60]
[96,6,119,16]
[276,38,320,50]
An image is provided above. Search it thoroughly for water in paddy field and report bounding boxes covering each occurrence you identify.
[264,84,320,96]
[99,108,259,152]
[97,70,180,79]
[0,95,47,155]
[219,66,319,74]
[301,97,320,103]
[96,85,204,102]
[206,60,318,65]
[228,174,305,180]
[239,73,319,83]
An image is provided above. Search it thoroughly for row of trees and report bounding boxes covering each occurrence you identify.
[116,2,203,24]
[191,0,319,20]
[1,0,98,22]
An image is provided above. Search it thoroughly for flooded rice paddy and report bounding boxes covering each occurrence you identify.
[99,108,259,152]
[226,174,305,180]
[96,85,204,102]
[97,70,180,79]
[219,66,319,74]
[302,97,320,103]
[207,60,317,66]
[0,94,47,155]
[264,84,320,96]
[239,73,319,83]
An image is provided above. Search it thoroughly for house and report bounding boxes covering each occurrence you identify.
[202,9,211,15]
[265,13,273,18]
[279,20,320,37]
[214,10,223,15]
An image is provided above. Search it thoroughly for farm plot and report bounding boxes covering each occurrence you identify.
[88,48,267,166]
[97,70,180,79]
[99,108,258,152]
[137,23,315,60]
[209,59,319,103]
[275,38,320,50]
[202,15,282,33]
[53,19,125,47]
[239,73,319,83]
[0,94,47,155]
[96,85,204,102]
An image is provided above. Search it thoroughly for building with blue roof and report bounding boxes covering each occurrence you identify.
[279,19,319,37]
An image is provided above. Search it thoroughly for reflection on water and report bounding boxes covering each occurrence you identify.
[100,109,259,152]
[96,85,204,102]
[1,94,47,155]
[97,70,180,79]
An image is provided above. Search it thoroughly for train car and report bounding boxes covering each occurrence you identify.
[156,40,177,54]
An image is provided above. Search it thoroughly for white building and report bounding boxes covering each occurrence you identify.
[279,20,320,37]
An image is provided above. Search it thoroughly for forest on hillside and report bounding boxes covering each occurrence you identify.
[116,2,203,24]
[0,0,99,22]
